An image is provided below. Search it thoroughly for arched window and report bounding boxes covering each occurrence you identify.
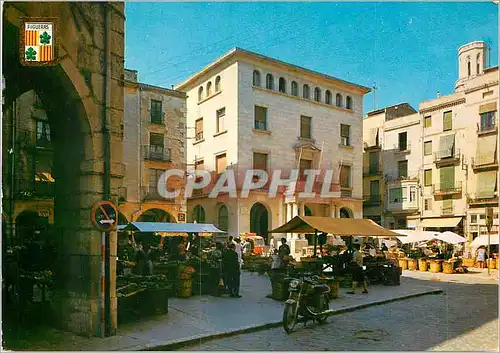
[279,77,286,93]
[266,74,274,90]
[325,90,332,104]
[346,96,352,110]
[193,205,205,223]
[477,53,481,74]
[336,93,342,107]
[314,87,321,102]
[198,86,204,101]
[303,84,310,99]
[253,70,261,86]
[291,81,298,96]
[339,207,352,218]
[467,60,471,77]
[218,205,228,231]
[206,81,212,97]
[215,76,221,92]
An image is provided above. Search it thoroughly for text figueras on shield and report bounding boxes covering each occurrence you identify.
[20,18,58,66]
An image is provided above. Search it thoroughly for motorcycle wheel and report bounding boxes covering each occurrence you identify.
[282,302,298,334]
[316,297,329,324]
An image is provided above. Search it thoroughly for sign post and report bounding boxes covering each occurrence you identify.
[91,201,117,337]
[486,207,493,275]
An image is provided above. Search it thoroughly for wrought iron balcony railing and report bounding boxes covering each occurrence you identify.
[441,205,454,216]
[432,181,462,195]
[471,157,499,171]
[363,194,382,206]
[21,130,52,149]
[143,146,172,162]
[16,179,55,199]
[434,148,460,164]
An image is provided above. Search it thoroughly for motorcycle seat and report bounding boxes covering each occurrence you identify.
[313,284,330,293]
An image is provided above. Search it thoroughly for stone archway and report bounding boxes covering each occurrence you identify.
[250,202,269,243]
[3,3,125,337]
[340,207,353,218]
[137,208,175,223]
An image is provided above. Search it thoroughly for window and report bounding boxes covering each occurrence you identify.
[215,76,221,92]
[424,116,432,128]
[36,120,51,146]
[254,106,267,131]
[216,107,226,133]
[477,54,481,74]
[398,132,408,150]
[471,214,478,224]
[216,153,227,175]
[424,198,432,211]
[325,90,332,104]
[467,61,471,76]
[346,96,352,110]
[279,77,286,93]
[409,187,416,202]
[424,169,432,186]
[339,165,351,188]
[195,118,204,141]
[253,70,261,86]
[253,152,268,172]
[291,81,298,96]
[340,124,350,146]
[149,133,164,159]
[206,81,212,96]
[443,111,452,131]
[480,111,496,132]
[439,166,455,191]
[314,87,321,102]
[300,115,312,139]
[389,188,403,203]
[198,86,204,101]
[193,205,206,223]
[370,180,380,196]
[150,99,163,124]
[398,160,408,178]
[424,141,432,156]
[369,152,379,174]
[266,74,274,90]
[336,93,342,107]
[299,159,313,180]
[303,84,310,99]
[218,205,228,231]
[34,154,54,183]
[480,214,486,220]
[148,168,164,190]
[194,159,204,181]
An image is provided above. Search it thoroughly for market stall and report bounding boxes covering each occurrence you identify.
[116,222,225,323]
[267,216,403,300]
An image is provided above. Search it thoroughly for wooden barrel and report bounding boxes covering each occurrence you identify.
[442,262,454,274]
[398,258,408,270]
[177,279,192,298]
[429,261,442,273]
[462,258,475,267]
[488,259,496,270]
[418,259,428,272]
[407,259,418,271]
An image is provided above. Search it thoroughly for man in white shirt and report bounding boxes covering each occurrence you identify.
[347,244,369,294]
[234,238,243,268]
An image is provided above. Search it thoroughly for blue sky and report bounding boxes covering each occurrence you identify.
[125,2,498,114]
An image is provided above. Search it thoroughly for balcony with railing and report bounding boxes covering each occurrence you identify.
[477,122,497,136]
[16,179,55,199]
[363,194,382,207]
[440,205,454,216]
[143,146,172,162]
[386,196,419,213]
[434,148,460,166]
[432,181,462,196]
[467,194,498,207]
[363,166,382,177]
[21,130,52,150]
[471,157,498,171]
[393,141,411,154]
[142,186,175,202]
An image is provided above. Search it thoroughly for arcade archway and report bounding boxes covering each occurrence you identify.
[136,208,175,223]
[250,202,269,243]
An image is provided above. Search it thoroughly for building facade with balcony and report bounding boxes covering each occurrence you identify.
[121,69,187,224]
[176,47,370,254]
[418,41,498,240]
[362,103,421,229]
[2,90,55,244]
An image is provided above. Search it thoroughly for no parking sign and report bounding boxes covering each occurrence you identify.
[91,201,118,231]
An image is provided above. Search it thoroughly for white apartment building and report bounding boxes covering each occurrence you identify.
[362,41,499,243]
[176,48,370,254]
[418,41,498,240]
[363,103,421,229]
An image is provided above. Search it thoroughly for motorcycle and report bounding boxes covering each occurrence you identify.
[282,273,332,333]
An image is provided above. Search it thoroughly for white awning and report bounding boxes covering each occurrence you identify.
[420,217,462,228]
[471,233,500,247]
[393,229,440,244]
[435,231,467,244]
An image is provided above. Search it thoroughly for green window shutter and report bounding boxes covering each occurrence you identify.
[440,166,455,191]
[369,152,379,173]
[370,180,379,195]
[443,111,452,131]
[424,141,432,156]
[424,169,432,186]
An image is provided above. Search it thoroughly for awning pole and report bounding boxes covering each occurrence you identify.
[313,229,318,258]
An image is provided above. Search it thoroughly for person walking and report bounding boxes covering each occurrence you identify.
[222,243,242,298]
[347,243,368,294]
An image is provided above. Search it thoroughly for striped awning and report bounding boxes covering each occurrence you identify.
[476,134,497,165]
[420,217,462,228]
